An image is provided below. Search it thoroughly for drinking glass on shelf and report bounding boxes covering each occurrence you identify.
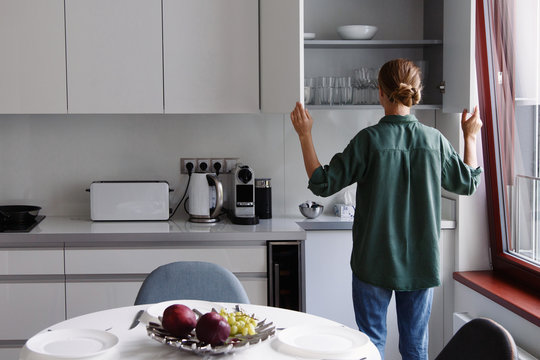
[366,68,379,105]
[319,76,335,105]
[304,78,314,104]
[353,68,370,105]
[338,76,353,105]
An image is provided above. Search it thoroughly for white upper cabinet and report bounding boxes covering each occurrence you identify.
[163,0,259,114]
[442,0,475,113]
[65,0,163,114]
[0,0,67,114]
[260,0,304,113]
[260,0,476,114]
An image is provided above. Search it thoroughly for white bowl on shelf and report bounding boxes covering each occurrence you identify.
[337,25,378,40]
[304,32,316,40]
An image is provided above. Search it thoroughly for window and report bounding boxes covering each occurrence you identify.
[476,0,540,290]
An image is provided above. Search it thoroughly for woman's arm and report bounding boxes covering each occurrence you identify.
[461,106,483,168]
[290,102,321,178]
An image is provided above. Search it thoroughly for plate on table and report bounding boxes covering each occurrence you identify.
[24,329,119,359]
[145,301,275,356]
[277,325,370,358]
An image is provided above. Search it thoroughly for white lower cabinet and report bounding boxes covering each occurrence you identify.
[305,229,454,360]
[64,277,268,319]
[1,241,269,358]
[0,247,65,356]
[0,247,65,344]
[66,280,143,319]
[64,244,268,319]
[0,348,23,359]
[0,282,65,340]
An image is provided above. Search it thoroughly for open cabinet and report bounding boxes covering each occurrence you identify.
[260,0,475,114]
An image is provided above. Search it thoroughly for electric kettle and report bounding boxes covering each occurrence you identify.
[187,173,223,223]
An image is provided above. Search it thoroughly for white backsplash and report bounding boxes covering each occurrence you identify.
[0,109,458,218]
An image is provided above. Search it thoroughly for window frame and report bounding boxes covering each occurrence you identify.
[476,0,540,292]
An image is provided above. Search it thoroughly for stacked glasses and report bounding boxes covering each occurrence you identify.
[304,67,380,106]
[304,76,353,105]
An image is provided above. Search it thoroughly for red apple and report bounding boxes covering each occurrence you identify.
[195,312,231,346]
[161,304,197,338]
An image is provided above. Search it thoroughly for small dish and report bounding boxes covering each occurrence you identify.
[24,329,119,359]
[337,25,378,40]
[277,325,370,358]
[304,32,316,40]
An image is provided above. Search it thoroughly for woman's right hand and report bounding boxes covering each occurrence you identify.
[290,101,313,138]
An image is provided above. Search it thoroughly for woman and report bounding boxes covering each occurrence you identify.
[290,59,482,360]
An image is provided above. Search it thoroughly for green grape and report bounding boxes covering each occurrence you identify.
[219,308,258,337]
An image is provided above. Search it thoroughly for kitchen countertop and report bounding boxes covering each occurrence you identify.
[0,214,455,247]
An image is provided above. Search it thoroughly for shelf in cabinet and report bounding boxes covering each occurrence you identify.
[304,39,443,49]
[307,104,442,110]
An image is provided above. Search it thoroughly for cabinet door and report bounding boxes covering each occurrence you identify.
[0,0,67,114]
[65,0,163,114]
[442,0,475,113]
[0,282,65,340]
[260,0,304,113]
[163,0,259,114]
[304,231,355,328]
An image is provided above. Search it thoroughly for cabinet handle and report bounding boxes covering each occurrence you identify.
[438,81,446,94]
[273,263,280,307]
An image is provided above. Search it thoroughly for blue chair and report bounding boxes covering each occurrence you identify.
[134,261,250,305]
[435,317,518,360]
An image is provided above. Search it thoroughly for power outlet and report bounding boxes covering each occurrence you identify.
[211,158,224,174]
[197,159,210,173]
[180,158,196,174]
[224,158,239,173]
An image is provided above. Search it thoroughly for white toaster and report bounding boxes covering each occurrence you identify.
[89,181,170,221]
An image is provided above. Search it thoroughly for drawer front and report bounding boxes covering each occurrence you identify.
[0,282,65,339]
[65,278,267,318]
[0,249,64,275]
[0,347,24,359]
[65,246,267,274]
[239,277,267,306]
[66,281,143,319]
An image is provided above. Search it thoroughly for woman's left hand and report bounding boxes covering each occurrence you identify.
[290,102,313,138]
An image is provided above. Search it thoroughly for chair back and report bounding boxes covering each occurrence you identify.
[134,261,250,305]
[435,317,518,360]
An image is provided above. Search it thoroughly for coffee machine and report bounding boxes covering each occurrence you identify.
[229,165,258,224]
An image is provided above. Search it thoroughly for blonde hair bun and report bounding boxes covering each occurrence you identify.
[378,58,423,107]
[390,83,421,107]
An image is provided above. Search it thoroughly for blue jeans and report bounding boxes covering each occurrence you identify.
[352,275,433,360]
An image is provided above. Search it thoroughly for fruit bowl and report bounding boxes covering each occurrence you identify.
[337,25,378,40]
[146,306,275,356]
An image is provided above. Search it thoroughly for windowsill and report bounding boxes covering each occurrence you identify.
[453,270,540,327]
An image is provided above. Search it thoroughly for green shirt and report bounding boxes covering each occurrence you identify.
[308,114,482,290]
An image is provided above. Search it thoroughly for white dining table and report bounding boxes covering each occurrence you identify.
[19,300,381,360]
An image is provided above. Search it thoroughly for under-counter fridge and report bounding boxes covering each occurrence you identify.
[267,241,305,312]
